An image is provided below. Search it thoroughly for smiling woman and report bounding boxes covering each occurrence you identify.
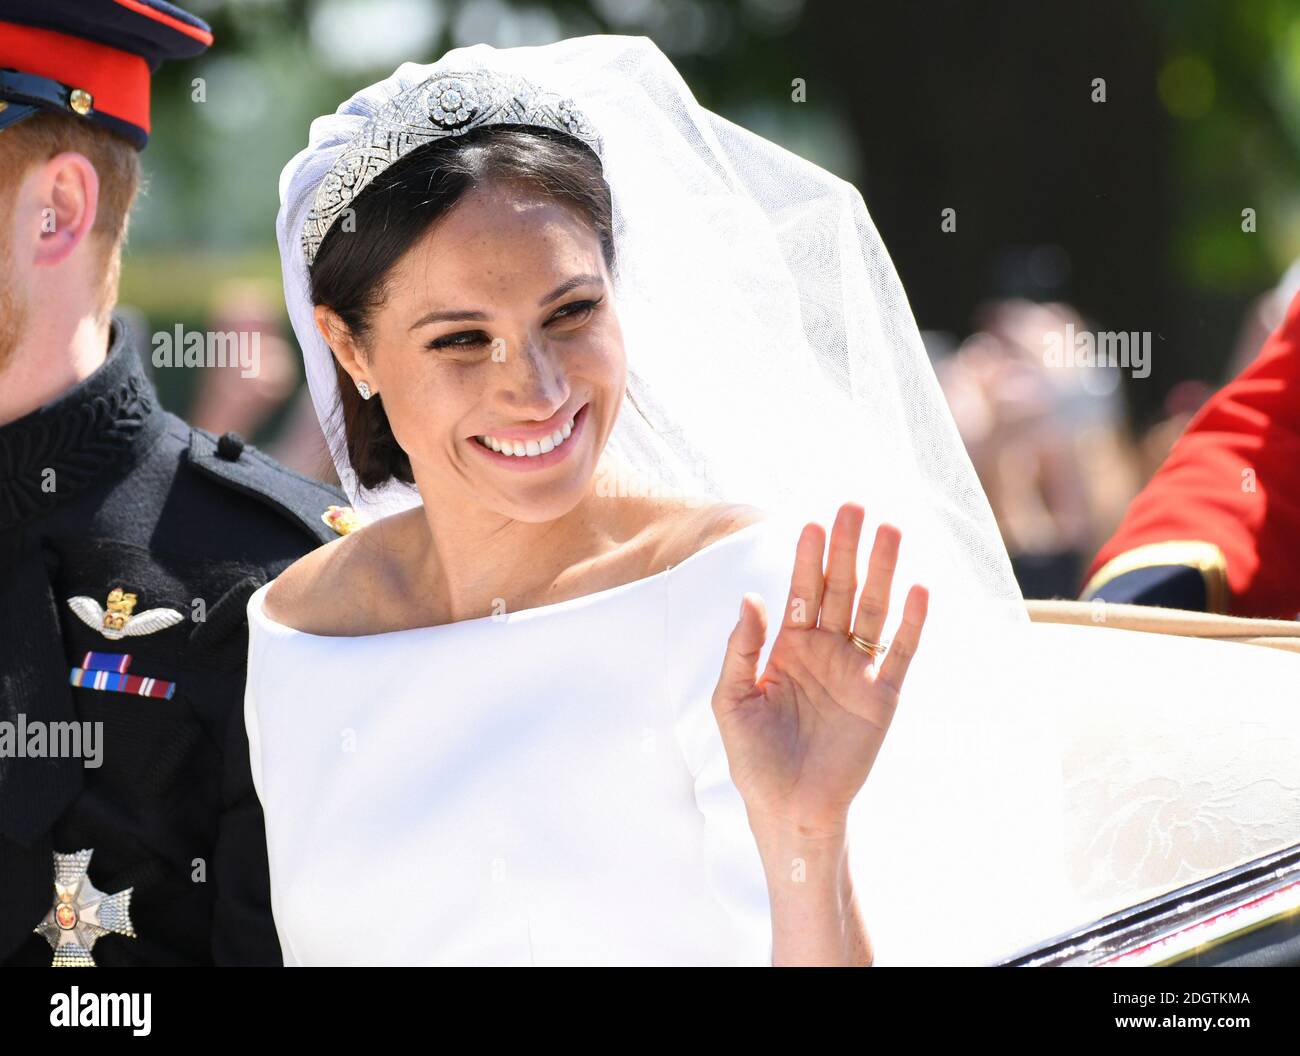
[249,39,957,967]
[266,116,703,636]
[307,125,618,494]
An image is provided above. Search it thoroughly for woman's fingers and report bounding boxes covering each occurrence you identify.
[819,504,865,636]
[851,523,901,647]
[713,592,769,715]
[781,522,827,630]
[876,584,929,693]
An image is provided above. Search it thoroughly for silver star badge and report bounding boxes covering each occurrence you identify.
[67,587,184,641]
[34,849,136,967]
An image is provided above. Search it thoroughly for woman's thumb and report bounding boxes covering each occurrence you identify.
[713,593,767,716]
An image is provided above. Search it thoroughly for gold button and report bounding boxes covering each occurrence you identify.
[0,100,8,114]
[69,89,93,115]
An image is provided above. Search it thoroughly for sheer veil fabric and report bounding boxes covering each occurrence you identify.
[272,36,1300,964]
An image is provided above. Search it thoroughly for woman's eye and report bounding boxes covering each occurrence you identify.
[426,298,602,351]
[549,297,602,325]
[428,331,489,351]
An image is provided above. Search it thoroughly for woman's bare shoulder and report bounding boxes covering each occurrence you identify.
[642,499,769,573]
[690,500,769,544]
[261,536,355,634]
[261,512,416,635]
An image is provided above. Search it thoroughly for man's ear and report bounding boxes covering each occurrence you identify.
[314,304,368,385]
[29,151,100,268]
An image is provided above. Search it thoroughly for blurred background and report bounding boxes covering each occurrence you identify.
[124,0,1300,597]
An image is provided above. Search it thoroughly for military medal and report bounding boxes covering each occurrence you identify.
[67,587,184,640]
[68,652,176,702]
[68,651,177,699]
[69,666,176,700]
[34,850,136,967]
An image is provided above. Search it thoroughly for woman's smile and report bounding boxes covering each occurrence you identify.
[470,401,590,471]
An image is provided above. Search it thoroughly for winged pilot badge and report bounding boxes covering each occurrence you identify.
[67,587,185,641]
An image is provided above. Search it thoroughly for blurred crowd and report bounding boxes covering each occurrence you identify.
[930,260,1300,598]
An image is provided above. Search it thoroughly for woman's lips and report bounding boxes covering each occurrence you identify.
[470,402,589,472]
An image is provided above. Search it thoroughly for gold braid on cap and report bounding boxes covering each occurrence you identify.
[301,70,604,266]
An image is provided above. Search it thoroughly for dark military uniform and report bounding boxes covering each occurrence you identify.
[0,320,345,965]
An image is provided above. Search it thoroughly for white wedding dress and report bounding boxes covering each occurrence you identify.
[245,514,1300,966]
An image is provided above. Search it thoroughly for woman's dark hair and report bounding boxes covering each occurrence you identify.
[309,125,615,490]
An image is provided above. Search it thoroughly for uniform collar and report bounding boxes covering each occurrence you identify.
[0,317,166,533]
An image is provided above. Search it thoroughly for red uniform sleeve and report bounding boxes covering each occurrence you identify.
[1084,288,1300,620]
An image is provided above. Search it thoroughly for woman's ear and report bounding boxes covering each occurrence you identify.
[314,304,370,391]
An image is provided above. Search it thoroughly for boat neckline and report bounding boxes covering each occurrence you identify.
[249,517,773,642]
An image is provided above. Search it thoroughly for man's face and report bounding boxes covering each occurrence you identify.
[0,120,136,372]
[0,187,30,371]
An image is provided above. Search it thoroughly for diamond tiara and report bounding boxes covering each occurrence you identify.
[301,69,603,266]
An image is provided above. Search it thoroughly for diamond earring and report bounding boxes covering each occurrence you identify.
[356,380,372,400]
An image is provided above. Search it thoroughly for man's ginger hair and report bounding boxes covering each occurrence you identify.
[0,111,141,314]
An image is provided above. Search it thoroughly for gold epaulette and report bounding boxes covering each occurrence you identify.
[1082,540,1229,614]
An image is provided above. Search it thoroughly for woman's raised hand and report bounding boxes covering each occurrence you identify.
[711,503,929,840]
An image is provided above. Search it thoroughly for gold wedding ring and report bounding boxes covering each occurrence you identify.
[848,632,888,657]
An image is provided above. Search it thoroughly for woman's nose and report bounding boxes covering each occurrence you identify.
[495,337,570,416]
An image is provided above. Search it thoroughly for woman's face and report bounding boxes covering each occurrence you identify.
[324,180,625,524]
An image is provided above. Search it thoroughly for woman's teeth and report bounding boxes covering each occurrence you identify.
[476,411,576,457]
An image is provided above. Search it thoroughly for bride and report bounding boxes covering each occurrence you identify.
[246,35,1300,966]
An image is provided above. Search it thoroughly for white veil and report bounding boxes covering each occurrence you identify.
[275,35,1300,965]
[277,35,1017,608]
